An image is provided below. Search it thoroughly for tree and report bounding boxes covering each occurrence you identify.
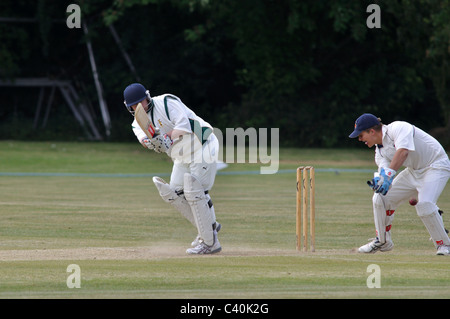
[1,0,449,146]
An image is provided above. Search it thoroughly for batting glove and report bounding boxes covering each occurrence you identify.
[151,133,173,153]
[374,167,396,195]
[141,137,155,150]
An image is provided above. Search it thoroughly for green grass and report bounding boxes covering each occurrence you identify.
[0,141,449,299]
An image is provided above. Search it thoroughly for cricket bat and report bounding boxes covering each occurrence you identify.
[135,103,158,138]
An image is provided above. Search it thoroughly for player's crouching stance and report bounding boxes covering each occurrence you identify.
[349,113,450,256]
[123,83,222,254]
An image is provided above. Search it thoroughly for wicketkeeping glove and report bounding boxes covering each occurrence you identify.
[374,167,396,195]
[367,173,380,190]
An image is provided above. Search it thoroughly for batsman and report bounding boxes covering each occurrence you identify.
[349,113,450,256]
[123,83,222,254]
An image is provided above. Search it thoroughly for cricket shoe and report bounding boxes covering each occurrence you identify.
[358,238,394,254]
[191,222,221,247]
[436,245,450,256]
[186,231,222,255]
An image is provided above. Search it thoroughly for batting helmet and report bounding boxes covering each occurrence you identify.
[123,83,151,115]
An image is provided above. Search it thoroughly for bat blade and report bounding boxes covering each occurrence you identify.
[135,103,158,138]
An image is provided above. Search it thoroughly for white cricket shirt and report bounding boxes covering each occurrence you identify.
[375,121,450,172]
[131,94,213,145]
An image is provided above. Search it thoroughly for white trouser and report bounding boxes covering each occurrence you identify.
[169,133,219,191]
[372,167,450,246]
[162,133,219,244]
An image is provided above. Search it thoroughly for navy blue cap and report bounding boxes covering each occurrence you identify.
[349,113,380,138]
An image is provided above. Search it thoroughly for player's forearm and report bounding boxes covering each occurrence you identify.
[389,148,409,171]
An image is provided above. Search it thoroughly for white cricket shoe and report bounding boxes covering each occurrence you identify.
[436,245,450,256]
[187,231,222,255]
[358,238,394,254]
[191,222,221,247]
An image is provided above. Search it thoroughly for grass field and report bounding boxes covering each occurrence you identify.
[0,140,449,300]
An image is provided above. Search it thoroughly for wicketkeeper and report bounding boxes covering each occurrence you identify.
[123,83,222,254]
[349,113,450,256]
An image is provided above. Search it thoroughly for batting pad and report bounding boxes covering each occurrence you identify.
[183,173,214,246]
[152,176,196,227]
[416,201,450,247]
[372,194,393,244]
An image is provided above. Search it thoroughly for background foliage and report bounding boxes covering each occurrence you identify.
[0,0,449,147]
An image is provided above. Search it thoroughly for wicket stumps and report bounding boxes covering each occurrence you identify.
[296,166,315,252]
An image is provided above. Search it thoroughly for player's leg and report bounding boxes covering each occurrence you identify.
[190,190,221,247]
[359,169,416,253]
[190,136,218,217]
[185,134,222,254]
[153,164,196,228]
[415,169,450,255]
[190,133,219,190]
[184,173,221,254]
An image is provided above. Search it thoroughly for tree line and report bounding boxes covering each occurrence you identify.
[1,0,449,148]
